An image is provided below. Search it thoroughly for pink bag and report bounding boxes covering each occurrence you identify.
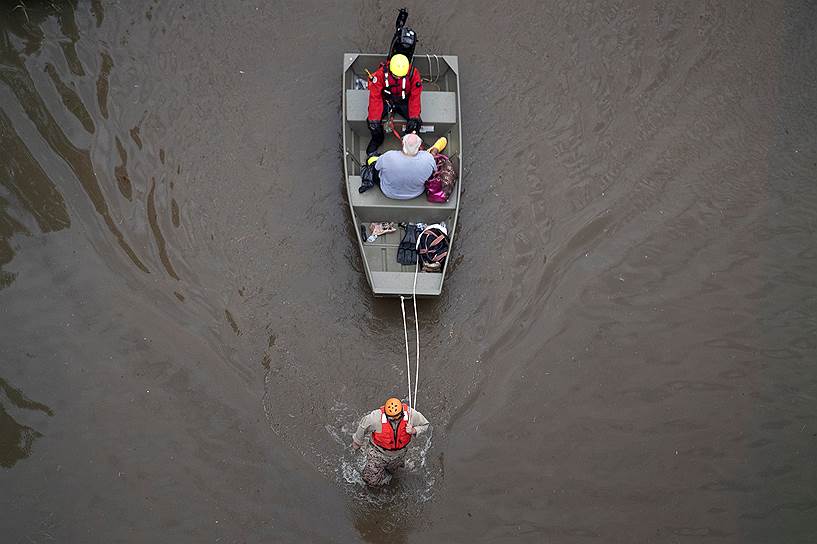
[425,154,456,203]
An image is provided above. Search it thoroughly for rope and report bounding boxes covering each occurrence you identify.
[422,54,441,85]
[388,110,402,142]
[400,230,423,427]
[400,294,413,414]
[389,110,430,150]
[412,253,420,414]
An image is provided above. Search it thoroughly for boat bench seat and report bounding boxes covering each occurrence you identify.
[370,271,443,296]
[348,175,456,224]
[345,89,457,137]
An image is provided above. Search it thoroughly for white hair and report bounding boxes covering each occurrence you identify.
[402,133,422,156]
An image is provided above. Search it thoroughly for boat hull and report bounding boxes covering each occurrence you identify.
[342,53,462,297]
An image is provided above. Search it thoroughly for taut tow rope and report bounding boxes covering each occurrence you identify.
[400,251,422,426]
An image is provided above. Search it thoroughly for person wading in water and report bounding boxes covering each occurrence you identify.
[351,397,430,486]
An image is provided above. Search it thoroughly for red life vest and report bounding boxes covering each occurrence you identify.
[370,403,413,450]
[381,62,416,102]
[367,62,423,121]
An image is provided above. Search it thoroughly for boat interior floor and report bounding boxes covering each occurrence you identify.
[361,228,416,273]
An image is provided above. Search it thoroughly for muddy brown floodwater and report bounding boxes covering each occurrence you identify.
[1,1,816,542]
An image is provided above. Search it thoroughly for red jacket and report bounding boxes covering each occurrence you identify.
[370,403,413,450]
[367,61,423,121]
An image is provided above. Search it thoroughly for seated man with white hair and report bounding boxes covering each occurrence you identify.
[373,133,446,200]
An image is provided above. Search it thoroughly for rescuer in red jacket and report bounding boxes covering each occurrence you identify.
[351,396,430,486]
[366,53,423,156]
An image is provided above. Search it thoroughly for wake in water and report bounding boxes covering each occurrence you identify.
[327,401,437,505]
[262,341,439,509]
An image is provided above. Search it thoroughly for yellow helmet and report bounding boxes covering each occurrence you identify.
[389,54,410,77]
[384,397,403,417]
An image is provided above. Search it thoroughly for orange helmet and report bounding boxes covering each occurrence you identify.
[384,397,403,417]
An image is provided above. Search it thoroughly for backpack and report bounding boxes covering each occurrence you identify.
[417,226,449,272]
[425,154,456,203]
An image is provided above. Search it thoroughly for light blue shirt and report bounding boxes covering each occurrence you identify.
[375,150,436,200]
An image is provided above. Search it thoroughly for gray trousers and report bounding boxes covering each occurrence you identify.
[362,446,407,486]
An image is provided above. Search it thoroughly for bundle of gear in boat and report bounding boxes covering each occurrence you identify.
[355,8,458,273]
[361,221,449,272]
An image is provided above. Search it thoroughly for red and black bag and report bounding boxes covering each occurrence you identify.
[417,227,449,272]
